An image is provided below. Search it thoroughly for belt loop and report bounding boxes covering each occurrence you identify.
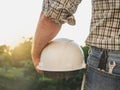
[98,49,108,70]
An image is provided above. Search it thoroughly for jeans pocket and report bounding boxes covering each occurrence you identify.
[87,54,100,68]
[84,65,120,90]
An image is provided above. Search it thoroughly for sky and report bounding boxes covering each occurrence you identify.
[0,0,91,47]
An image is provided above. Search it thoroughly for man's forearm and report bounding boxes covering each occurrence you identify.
[31,12,62,66]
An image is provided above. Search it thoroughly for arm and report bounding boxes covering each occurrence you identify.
[31,12,62,68]
[32,0,81,72]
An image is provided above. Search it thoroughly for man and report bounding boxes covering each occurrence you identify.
[31,0,120,90]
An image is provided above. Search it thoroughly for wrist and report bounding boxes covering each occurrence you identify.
[32,57,40,67]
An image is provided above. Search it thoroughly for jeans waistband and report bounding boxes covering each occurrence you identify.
[88,46,120,75]
[91,46,120,54]
[90,46,120,67]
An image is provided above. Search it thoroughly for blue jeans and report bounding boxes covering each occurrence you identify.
[84,47,120,90]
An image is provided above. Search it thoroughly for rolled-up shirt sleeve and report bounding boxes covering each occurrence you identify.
[42,0,82,25]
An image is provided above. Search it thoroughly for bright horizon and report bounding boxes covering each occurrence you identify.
[0,0,91,48]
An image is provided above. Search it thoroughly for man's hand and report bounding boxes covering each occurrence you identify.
[32,57,43,74]
[31,12,62,73]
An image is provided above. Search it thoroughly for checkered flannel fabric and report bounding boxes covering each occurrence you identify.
[86,0,120,50]
[42,0,120,50]
[42,0,82,25]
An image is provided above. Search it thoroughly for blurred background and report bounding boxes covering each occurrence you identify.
[0,0,91,90]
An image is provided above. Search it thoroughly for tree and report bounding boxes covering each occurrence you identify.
[0,45,10,54]
[11,37,32,63]
[0,45,12,67]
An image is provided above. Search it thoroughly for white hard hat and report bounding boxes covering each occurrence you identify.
[37,38,86,72]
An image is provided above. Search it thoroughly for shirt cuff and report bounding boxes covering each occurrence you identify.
[42,0,82,25]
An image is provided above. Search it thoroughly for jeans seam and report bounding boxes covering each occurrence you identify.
[87,65,120,79]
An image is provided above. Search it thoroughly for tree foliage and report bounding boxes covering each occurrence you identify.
[11,37,32,62]
[0,37,89,90]
[81,45,89,62]
[0,45,12,67]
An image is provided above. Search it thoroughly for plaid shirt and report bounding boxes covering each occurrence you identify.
[42,0,120,50]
